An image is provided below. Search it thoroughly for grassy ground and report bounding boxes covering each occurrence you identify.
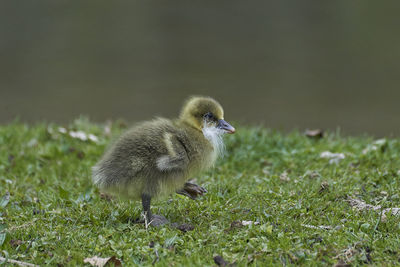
[1,118,400,266]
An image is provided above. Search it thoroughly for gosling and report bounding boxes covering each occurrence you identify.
[92,96,235,226]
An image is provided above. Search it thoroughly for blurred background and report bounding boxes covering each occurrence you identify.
[1,1,399,136]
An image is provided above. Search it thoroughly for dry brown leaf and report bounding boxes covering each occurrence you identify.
[334,241,371,265]
[279,171,290,182]
[230,220,243,229]
[225,220,244,233]
[10,239,23,247]
[305,129,324,139]
[83,256,121,267]
[347,197,400,222]
[319,181,329,193]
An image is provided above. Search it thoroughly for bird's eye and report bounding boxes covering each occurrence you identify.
[203,112,214,120]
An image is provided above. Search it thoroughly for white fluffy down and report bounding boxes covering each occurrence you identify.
[202,122,226,160]
[155,122,226,172]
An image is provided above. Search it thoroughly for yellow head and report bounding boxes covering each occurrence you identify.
[179,96,235,133]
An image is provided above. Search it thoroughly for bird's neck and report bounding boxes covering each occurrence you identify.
[176,119,201,133]
[175,119,221,172]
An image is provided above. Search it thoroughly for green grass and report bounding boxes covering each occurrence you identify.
[1,117,400,266]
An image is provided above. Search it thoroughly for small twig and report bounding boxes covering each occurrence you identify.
[0,257,39,267]
[301,224,332,230]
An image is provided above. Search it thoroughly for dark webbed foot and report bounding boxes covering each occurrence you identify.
[150,214,169,227]
[141,193,169,227]
[130,214,169,227]
[176,182,207,200]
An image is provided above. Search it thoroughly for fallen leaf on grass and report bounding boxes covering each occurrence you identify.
[334,245,358,265]
[225,220,244,232]
[305,129,324,139]
[83,256,121,267]
[10,239,23,247]
[334,242,372,265]
[347,197,400,222]
[319,181,329,193]
[320,151,345,164]
[347,198,378,211]
[242,221,260,226]
[279,172,291,182]
[230,220,243,228]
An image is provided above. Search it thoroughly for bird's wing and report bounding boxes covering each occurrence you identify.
[156,132,189,172]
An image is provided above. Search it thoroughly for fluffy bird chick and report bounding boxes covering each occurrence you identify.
[92,96,235,226]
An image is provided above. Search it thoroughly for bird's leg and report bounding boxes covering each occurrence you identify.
[176,182,207,200]
[141,193,152,223]
[141,193,169,227]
